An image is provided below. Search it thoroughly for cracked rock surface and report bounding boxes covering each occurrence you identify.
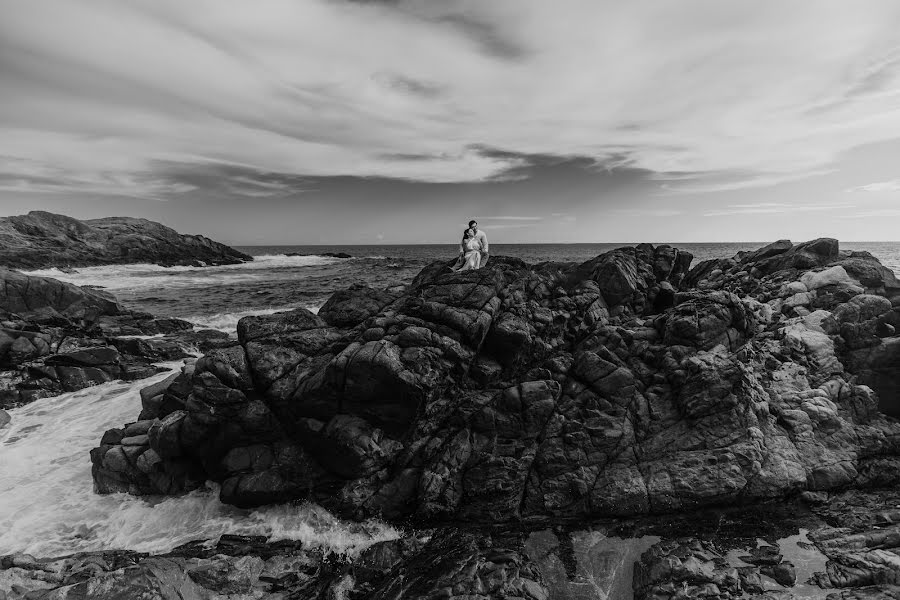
[92,240,900,526]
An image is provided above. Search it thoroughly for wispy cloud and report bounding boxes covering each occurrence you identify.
[225,175,307,197]
[658,169,837,194]
[845,179,900,193]
[478,216,544,221]
[2,0,900,198]
[479,223,539,230]
[703,202,854,217]
[847,208,900,218]
[612,208,684,218]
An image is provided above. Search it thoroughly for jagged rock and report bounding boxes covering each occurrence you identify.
[90,240,900,529]
[318,283,400,327]
[0,210,251,269]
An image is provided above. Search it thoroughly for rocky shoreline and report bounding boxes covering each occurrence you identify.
[5,238,900,599]
[93,238,900,523]
[0,211,252,269]
[4,489,900,598]
[0,267,232,410]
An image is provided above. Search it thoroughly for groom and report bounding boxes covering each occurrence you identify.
[468,220,489,267]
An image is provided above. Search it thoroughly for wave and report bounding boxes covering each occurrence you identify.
[0,364,398,557]
[187,304,322,335]
[19,255,345,292]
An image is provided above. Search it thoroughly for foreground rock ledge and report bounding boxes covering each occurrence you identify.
[7,490,900,599]
[93,239,900,524]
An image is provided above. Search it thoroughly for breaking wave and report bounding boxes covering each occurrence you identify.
[0,365,398,558]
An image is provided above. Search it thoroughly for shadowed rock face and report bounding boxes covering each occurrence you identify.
[93,240,900,525]
[0,211,252,268]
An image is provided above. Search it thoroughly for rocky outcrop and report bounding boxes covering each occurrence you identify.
[0,211,252,269]
[317,283,402,328]
[1,529,551,600]
[92,240,900,527]
[0,269,231,408]
[9,490,900,599]
[0,267,121,321]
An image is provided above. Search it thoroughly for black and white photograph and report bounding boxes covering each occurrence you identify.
[3,1,900,598]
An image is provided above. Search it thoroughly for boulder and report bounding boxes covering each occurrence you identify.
[0,267,121,319]
[317,283,400,327]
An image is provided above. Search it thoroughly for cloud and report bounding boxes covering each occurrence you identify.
[658,169,837,194]
[225,175,307,197]
[847,208,900,218]
[845,179,900,192]
[0,156,196,200]
[612,208,684,217]
[2,0,900,197]
[703,202,854,217]
[479,223,538,230]
[478,216,544,221]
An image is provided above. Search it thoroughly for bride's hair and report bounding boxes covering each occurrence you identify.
[461,228,473,241]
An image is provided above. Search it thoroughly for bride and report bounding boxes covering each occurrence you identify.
[453,227,481,271]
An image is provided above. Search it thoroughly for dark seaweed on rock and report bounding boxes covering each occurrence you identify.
[92,240,900,527]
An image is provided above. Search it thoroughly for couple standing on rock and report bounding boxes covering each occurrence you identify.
[452,219,489,271]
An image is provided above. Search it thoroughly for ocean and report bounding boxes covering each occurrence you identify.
[20,242,900,334]
[2,241,899,563]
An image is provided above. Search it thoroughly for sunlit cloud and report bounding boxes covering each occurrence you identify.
[1,0,900,199]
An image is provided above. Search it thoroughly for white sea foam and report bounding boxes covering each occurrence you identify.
[187,304,322,335]
[0,365,399,557]
[20,254,342,292]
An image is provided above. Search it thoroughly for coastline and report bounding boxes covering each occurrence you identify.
[4,237,900,598]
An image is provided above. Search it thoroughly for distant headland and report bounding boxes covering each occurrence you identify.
[0,211,252,270]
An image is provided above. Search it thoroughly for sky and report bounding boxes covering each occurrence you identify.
[2,0,900,244]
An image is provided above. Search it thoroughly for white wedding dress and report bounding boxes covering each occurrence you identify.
[455,237,482,271]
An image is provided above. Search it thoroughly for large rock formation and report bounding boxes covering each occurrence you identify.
[0,211,252,269]
[92,240,900,526]
[0,268,231,408]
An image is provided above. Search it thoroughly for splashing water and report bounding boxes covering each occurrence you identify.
[186,304,321,335]
[0,364,399,558]
[20,254,343,293]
